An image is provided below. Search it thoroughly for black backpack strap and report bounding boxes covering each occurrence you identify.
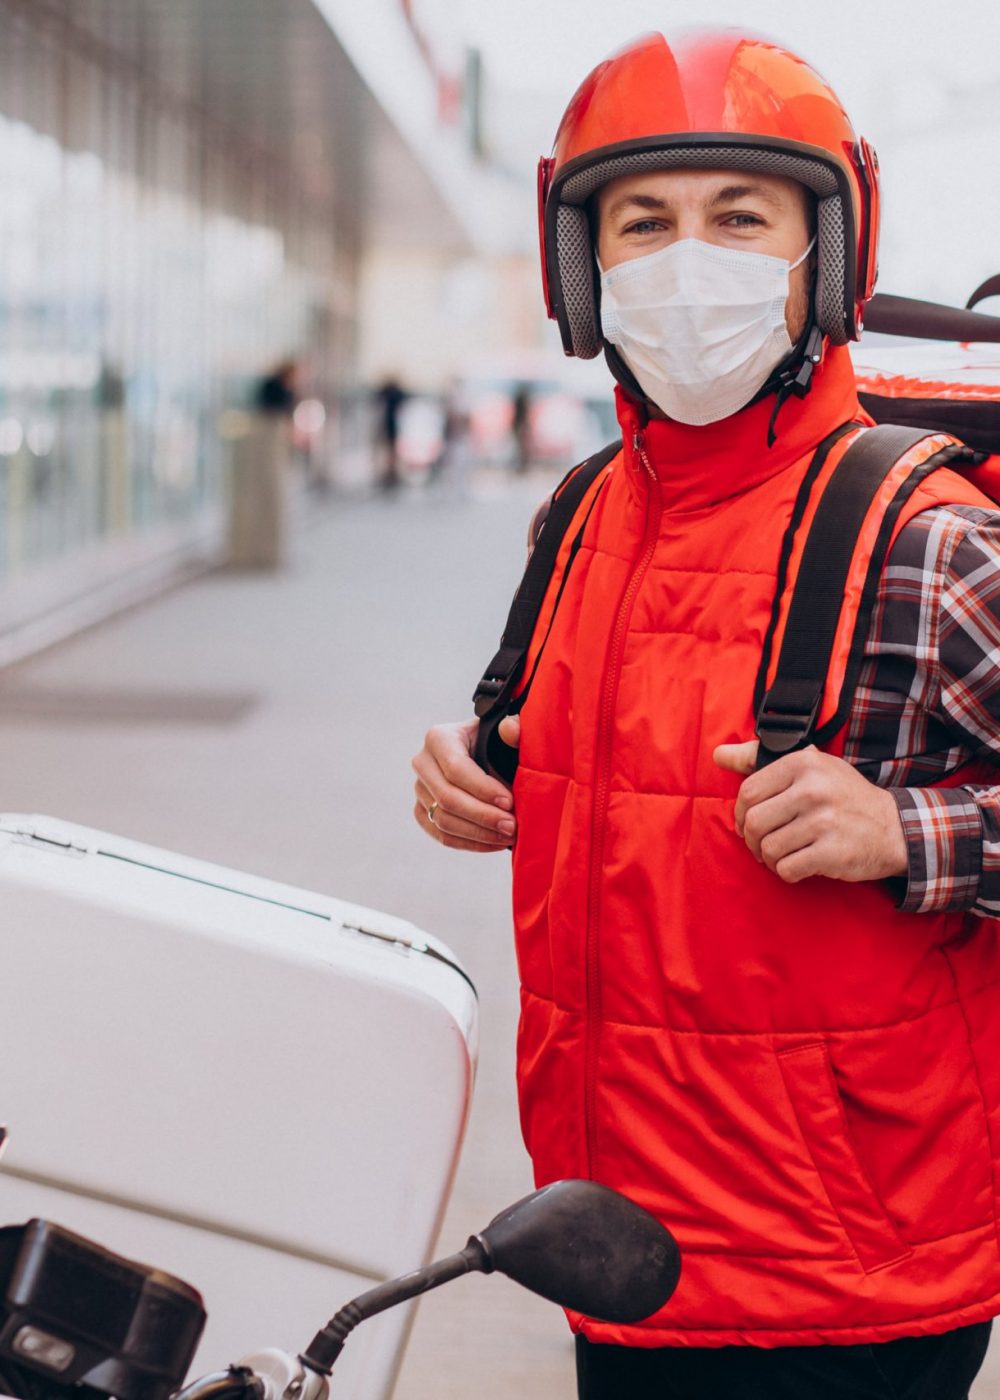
[754,424,979,769]
[473,440,619,782]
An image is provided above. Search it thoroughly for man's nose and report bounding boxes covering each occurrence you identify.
[673,212,711,243]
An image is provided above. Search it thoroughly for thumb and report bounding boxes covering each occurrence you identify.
[498,713,521,748]
[713,739,759,776]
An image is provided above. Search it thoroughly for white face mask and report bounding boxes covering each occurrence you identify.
[599,236,816,427]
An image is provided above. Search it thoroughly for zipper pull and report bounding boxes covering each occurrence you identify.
[632,429,655,482]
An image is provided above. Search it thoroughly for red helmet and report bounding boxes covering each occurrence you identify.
[539,29,881,358]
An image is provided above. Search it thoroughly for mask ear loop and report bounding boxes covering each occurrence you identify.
[788,234,818,272]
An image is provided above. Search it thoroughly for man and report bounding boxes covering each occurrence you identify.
[373,376,408,490]
[413,29,1000,1400]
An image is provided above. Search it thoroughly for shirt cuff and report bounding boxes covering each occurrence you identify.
[889,787,984,913]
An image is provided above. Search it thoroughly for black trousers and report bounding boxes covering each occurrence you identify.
[576,1322,992,1400]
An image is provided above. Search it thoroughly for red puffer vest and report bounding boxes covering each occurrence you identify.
[511,344,1000,1348]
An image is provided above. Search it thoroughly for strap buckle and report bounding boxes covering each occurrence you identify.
[755,682,821,758]
[473,676,505,717]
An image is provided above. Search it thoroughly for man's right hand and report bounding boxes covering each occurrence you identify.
[412,716,520,852]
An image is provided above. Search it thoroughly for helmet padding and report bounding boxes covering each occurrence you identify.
[554,145,846,358]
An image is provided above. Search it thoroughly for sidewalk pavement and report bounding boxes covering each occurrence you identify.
[0,475,575,1399]
[0,477,996,1398]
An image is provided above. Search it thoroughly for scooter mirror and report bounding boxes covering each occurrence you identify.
[474,1179,680,1324]
[300,1179,681,1375]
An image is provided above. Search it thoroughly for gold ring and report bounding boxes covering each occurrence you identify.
[427,800,439,825]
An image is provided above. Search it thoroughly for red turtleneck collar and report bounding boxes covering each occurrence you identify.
[615,345,863,512]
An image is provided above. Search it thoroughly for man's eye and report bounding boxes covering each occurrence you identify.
[626,219,662,235]
[728,213,764,228]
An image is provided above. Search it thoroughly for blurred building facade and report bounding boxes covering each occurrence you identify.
[0,0,510,661]
[354,0,613,462]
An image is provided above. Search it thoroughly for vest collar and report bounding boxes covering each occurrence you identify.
[615,344,862,512]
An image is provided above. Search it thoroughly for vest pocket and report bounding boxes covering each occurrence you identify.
[778,1041,913,1274]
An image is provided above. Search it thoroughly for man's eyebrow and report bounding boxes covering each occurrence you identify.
[602,192,670,221]
[602,183,787,221]
[704,183,784,209]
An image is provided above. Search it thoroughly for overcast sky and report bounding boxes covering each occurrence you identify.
[455,2,1000,306]
[457,2,999,123]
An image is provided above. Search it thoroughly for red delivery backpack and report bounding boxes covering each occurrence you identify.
[473,284,1000,781]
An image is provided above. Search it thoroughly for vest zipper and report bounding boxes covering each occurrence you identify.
[584,430,662,1178]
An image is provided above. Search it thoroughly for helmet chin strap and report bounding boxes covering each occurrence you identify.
[763,320,825,447]
[601,317,825,445]
[602,343,650,418]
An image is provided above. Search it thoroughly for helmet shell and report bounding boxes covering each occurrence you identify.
[539,30,880,357]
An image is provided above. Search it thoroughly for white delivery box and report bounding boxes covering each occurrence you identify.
[0,816,477,1400]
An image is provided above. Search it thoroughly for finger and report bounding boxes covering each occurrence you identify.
[414,801,511,853]
[412,746,512,830]
[415,725,515,809]
[758,818,816,872]
[415,783,515,846]
[732,750,803,832]
[413,772,517,844]
[774,844,823,885]
[414,778,442,826]
[713,740,758,776]
[497,713,521,748]
[741,789,804,859]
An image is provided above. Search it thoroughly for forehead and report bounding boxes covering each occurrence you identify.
[596,166,807,216]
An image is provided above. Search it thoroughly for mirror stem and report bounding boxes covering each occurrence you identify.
[300,1237,492,1374]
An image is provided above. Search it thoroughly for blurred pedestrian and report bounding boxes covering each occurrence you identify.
[229,358,299,569]
[414,27,1000,1400]
[435,377,473,498]
[511,382,532,474]
[373,376,408,491]
[255,359,299,418]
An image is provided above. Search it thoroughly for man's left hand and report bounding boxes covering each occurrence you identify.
[712,741,908,884]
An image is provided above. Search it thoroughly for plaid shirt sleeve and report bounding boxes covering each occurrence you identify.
[881,508,1000,914]
[891,786,986,913]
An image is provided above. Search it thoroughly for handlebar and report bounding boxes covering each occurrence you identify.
[173,1368,265,1400]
